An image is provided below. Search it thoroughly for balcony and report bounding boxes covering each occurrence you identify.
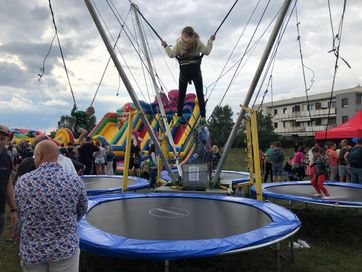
[273,108,336,121]
[274,124,337,136]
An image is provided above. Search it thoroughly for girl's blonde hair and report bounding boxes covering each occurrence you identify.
[178,26,199,57]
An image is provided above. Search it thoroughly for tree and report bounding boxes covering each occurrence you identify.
[232,112,278,150]
[56,114,96,135]
[256,112,278,150]
[208,105,234,146]
[57,115,76,130]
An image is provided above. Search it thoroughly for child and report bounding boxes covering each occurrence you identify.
[71,105,95,144]
[162,26,215,126]
[148,144,158,190]
[310,146,330,197]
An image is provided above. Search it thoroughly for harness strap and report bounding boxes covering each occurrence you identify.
[176,54,204,66]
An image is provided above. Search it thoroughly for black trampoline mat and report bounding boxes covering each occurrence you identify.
[220,172,247,180]
[218,172,249,184]
[267,184,362,202]
[86,197,272,240]
[83,177,136,190]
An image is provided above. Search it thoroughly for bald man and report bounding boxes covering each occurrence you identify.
[15,140,88,272]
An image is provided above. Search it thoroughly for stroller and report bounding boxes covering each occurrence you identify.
[284,161,300,181]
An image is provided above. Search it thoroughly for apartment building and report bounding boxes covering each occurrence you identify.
[259,86,362,137]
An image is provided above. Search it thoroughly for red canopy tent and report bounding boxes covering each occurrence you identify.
[315,109,362,140]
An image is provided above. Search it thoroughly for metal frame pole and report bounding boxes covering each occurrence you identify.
[250,109,263,200]
[122,111,135,192]
[131,4,182,177]
[84,0,176,181]
[212,0,292,184]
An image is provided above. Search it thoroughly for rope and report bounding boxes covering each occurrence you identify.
[90,7,132,106]
[252,0,297,109]
[213,0,239,36]
[205,0,262,100]
[324,0,350,141]
[205,7,279,101]
[207,0,272,122]
[90,33,121,107]
[38,33,56,81]
[47,0,76,106]
[295,4,315,133]
[129,2,163,41]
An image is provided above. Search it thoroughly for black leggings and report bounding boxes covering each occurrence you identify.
[178,64,206,118]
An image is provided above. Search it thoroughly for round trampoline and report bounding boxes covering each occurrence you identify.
[78,193,300,260]
[81,175,149,195]
[161,169,250,185]
[252,181,362,208]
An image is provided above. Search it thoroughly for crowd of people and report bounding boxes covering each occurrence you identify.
[0,124,87,271]
[261,139,362,189]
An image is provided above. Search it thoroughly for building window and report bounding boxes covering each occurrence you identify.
[274,122,278,128]
[283,108,287,114]
[342,115,349,123]
[315,119,322,125]
[307,104,315,111]
[283,121,286,128]
[357,94,362,105]
[295,122,300,127]
[292,105,301,112]
[315,102,321,110]
[329,117,336,125]
[328,100,336,108]
[274,108,278,115]
[342,98,348,108]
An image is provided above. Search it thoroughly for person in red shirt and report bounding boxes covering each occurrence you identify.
[325,142,338,181]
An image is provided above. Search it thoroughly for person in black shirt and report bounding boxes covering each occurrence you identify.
[78,137,99,175]
[129,139,141,177]
[338,139,351,182]
[0,124,17,237]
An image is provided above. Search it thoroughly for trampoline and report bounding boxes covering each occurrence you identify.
[81,175,149,195]
[78,193,300,260]
[161,169,250,186]
[252,181,362,208]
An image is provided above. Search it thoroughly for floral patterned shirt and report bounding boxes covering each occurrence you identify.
[15,162,88,264]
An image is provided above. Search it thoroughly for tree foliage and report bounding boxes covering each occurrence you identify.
[256,112,278,150]
[233,112,278,150]
[208,105,234,146]
[56,114,96,134]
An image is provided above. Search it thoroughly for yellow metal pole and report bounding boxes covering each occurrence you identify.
[122,111,135,192]
[245,118,254,184]
[250,110,263,201]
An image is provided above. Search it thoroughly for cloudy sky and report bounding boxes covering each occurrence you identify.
[1,0,361,132]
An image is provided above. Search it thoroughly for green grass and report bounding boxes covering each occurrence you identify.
[1,148,362,272]
[0,213,20,272]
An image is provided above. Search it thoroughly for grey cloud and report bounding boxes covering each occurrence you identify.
[0,62,31,87]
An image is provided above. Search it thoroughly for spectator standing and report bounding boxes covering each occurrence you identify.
[325,142,338,181]
[78,137,98,175]
[148,144,158,190]
[0,124,17,237]
[211,145,221,170]
[271,142,284,182]
[15,140,87,272]
[105,145,115,175]
[347,138,362,183]
[130,139,141,177]
[264,143,274,183]
[291,146,305,180]
[94,142,106,175]
[338,139,351,182]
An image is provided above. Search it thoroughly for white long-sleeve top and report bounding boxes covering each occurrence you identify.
[165,38,213,59]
